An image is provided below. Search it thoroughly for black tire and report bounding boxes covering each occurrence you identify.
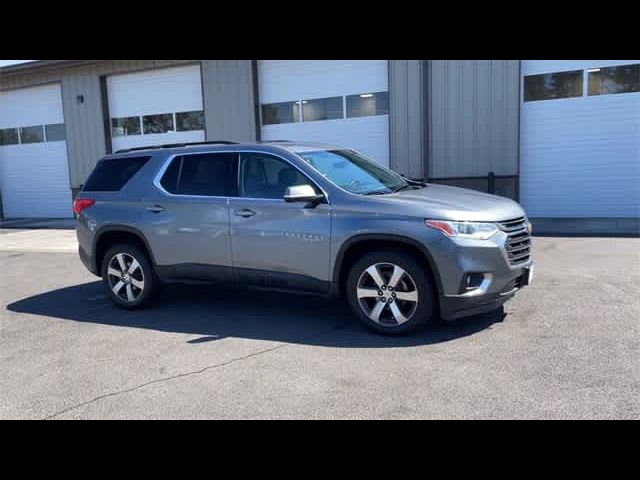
[345,250,435,335]
[101,243,156,309]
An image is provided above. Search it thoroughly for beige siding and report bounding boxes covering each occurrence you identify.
[429,60,520,178]
[388,60,426,178]
[201,60,256,142]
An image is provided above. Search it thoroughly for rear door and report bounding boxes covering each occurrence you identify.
[142,152,237,280]
[228,152,332,292]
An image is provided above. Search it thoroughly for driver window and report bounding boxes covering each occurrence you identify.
[240,153,311,199]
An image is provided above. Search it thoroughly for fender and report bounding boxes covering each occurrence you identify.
[92,224,159,275]
[332,233,444,296]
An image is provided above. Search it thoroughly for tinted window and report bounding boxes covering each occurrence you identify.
[240,153,311,199]
[143,113,174,134]
[262,102,300,125]
[112,117,140,137]
[0,128,19,146]
[83,156,150,191]
[524,70,583,102]
[45,123,66,142]
[302,97,343,121]
[176,110,205,131]
[20,125,45,144]
[588,64,640,96]
[346,92,389,118]
[175,153,238,197]
[160,157,181,194]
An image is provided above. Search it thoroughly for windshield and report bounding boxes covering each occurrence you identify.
[297,149,409,195]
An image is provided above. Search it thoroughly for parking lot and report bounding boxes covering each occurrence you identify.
[1,228,638,419]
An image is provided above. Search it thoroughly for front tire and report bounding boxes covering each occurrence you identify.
[101,243,156,309]
[345,251,434,335]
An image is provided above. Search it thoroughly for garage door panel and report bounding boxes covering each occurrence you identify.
[0,142,72,218]
[262,116,390,166]
[111,130,205,153]
[259,60,388,104]
[258,60,390,166]
[0,84,64,128]
[521,60,640,218]
[107,65,203,118]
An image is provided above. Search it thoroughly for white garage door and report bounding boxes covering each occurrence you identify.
[107,64,205,152]
[258,60,390,166]
[520,60,640,218]
[0,84,73,218]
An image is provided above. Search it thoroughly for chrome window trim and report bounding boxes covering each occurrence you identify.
[152,149,330,204]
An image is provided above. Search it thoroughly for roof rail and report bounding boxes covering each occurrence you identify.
[114,140,239,154]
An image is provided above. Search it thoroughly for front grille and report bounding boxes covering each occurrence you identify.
[498,216,531,265]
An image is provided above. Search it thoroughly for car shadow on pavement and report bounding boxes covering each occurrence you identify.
[7,281,506,348]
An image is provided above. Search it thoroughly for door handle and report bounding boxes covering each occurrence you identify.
[145,205,166,213]
[234,208,256,218]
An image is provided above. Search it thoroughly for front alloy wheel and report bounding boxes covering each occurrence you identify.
[356,263,419,326]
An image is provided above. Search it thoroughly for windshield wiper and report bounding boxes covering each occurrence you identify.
[363,189,391,195]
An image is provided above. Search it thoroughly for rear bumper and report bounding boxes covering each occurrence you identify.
[79,244,98,276]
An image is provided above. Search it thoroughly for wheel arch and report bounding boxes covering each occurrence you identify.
[333,234,444,297]
[93,225,158,276]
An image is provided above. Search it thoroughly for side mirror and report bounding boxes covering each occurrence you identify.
[284,184,324,204]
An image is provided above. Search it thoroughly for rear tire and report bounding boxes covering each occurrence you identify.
[101,243,156,309]
[345,251,434,335]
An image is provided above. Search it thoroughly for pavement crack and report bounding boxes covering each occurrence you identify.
[44,324,343,419]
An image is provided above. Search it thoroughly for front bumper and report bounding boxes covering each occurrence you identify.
[439,264,533,320]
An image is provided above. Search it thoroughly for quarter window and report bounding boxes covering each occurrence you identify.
[346,92,389,118]
[19,125,45,144]
[239,153,312,199]
[588,64,640,96]
[524,70,583,102]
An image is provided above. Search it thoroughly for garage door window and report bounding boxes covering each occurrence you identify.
[0,128,19,146]
[45,123,66,142]
[176,110,205,131]
[262,102,300,125]
[302,97,343,122]
[346,92,389,118]
[112,117,141,137]
[524,70,583,102]
[19,125,45,144]
[588,64,640,96]
[143,113,174,134]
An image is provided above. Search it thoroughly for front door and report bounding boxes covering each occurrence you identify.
[229,152,332,292]
[142,151,237,280]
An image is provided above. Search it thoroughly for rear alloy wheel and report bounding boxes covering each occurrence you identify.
[101,244,155,309]
[346,251,434,334]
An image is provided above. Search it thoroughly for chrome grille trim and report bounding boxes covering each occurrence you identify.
[498,216,531,265]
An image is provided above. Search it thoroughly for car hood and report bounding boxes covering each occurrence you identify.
[380,183,526,222]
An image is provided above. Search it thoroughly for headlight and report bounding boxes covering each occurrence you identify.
[426,220,499,240]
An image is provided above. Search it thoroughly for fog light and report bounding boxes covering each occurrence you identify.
[465,273,485,290]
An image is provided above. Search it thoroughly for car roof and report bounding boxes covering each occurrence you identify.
[104,141,344,159]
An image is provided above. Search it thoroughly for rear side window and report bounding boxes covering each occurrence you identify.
[158,152,238,197]
[83,156,150,192]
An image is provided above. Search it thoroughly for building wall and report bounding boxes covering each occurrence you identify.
[388,60,427,179]
[0,60,257,189]
[428,60,520,197]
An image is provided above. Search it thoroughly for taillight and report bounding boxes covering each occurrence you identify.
[73,198,95,215]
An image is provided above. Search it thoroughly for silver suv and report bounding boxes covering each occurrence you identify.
[75,141,534,334]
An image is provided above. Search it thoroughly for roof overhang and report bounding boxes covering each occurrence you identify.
[0,60,101,76]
